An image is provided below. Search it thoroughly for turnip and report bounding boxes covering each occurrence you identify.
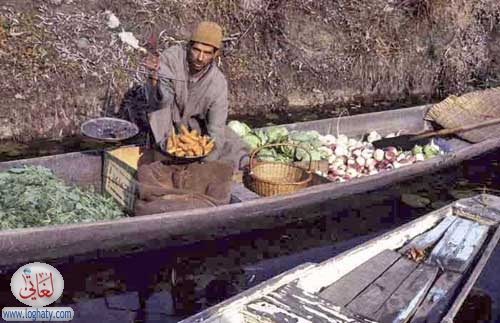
[361,148,374,160]
[365,158,377,169]
[352,148,363,157]
[367,131,381,143]
[334,145,349,157]
[355,156,366,167]
[385,147,398,162]
[373,149,384,162]
[337,134,349,146]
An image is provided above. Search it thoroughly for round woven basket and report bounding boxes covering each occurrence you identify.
[248,143,313,197]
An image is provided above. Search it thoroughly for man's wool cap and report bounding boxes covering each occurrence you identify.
[190,21,224,49]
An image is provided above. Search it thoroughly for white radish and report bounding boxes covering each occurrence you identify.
[355,156,366,167]
[337,134,348,145]
[361,148,374,160]
[352,148,363,158]
[334,145,349,157]
[415,153,425,161]
[367,131,381,143]
[365,158,377,169]
[373,149,385,162]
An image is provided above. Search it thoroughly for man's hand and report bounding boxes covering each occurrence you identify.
[143,53,160,85]
[144,53,160,71]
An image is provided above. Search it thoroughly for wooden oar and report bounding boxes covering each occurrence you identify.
[372,116,500,150]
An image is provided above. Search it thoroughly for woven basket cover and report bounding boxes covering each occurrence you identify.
[425,87,500,143]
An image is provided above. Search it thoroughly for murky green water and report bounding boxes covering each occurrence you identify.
[0,100,426,162]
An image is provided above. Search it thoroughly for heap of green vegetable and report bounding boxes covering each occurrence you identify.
[228,121,325,162]
[0,165,125,230]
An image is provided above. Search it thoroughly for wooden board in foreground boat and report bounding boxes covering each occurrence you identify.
[180,194,500,323]
[1,104,500,266]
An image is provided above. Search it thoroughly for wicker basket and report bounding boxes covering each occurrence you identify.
[425,87,500,143]
[248,143,313,197]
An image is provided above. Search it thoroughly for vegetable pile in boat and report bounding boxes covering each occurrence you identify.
[0,166,125,230]
[229,121,446,182]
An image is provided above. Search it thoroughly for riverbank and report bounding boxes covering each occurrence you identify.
[1,0,499,141]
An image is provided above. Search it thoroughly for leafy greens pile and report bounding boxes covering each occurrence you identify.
[0,165,125,230]
[228,120,325,162]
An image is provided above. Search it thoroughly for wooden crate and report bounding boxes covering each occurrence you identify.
[102,146,142,212]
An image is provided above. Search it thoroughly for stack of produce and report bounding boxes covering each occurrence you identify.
[228,121,445,182]
[166,125,215,157]
[228,121,325,162]
[319,131,444,182]
[0,166,125,230]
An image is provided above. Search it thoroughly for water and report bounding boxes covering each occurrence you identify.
[0,114,499,322]
[0,99,427,161]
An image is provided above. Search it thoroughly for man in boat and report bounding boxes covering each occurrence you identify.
[143,21,248,170]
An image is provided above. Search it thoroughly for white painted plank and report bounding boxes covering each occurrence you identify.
[427,218,489,273]
[441,225,500,322]
[400,214,457,253]
[245,284,373,323]
[245,301,314,323]
[454,222,489,262]
[297,207,450,294]
[179,263,317,323]
[453,194,500,223]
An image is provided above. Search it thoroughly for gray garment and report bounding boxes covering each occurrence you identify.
[146,44,248,169]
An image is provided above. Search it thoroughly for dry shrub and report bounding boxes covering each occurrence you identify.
[1,0,500,141]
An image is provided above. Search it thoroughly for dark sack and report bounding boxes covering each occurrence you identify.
[134,160,233,215]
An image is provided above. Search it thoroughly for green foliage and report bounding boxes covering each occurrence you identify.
[228,120,252,137]
[242,133,262,150]
[266,126,289,144]
[423,142,441,159]
[0,165,126,230]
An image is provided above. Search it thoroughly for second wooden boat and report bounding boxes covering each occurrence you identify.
[181,194,500,323]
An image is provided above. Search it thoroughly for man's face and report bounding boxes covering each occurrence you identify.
[188,42,217,74]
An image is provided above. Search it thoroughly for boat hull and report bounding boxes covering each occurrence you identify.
[0,105,499,267]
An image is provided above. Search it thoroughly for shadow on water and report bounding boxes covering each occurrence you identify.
[0,96,433,162]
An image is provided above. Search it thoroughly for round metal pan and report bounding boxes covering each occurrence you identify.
[81,117,139,142]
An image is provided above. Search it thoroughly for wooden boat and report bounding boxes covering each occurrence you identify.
[181,194,500,323]
[1,104,500,267]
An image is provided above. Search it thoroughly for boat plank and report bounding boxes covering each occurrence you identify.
[375,264,439,323]
[346,256,418,319]
[399,214,457,254]
[427,218,489,273]
[179,263,316,323]
[230,182,260,203]
[453,195,500,224]
[319,249,401,307]
[245,284,371,323]
[441,225,500,323]
[298,207,450,294]
[271,104,430,138]
[410,271,462,323]
[244,301,321,323]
